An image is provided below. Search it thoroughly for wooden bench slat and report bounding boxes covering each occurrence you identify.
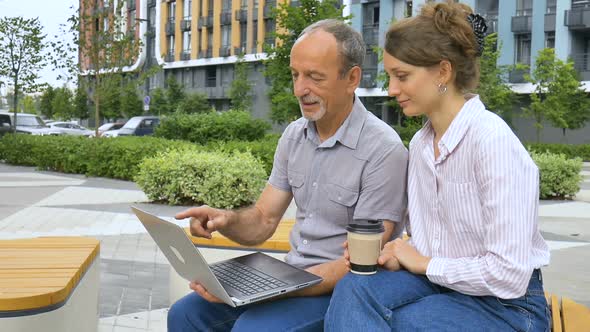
[561,297,590,332]
[550,294,563,332]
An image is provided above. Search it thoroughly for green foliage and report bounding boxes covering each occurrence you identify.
[0,16,47,131]
[52,87,75,120]
[150,88,170,115]
[177,93,211,114]
[527,143,590,162]
[120,84,143,118]
[476,33,516,123]
[229,56,253,111]
[166,76,186,112]
[39,86,56,119]
[73,86,89,120]
[99,79,123,121]
[530,151,583,199]
[135,149,266,208]
[155,111,271,144]
[263,0,347,124]
[204,134,280,175]
[21,95,37,114]
[524,48,590,143]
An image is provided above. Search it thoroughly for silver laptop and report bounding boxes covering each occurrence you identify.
[131,207,322,307]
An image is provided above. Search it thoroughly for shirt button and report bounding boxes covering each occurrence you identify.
[308,213,313,218]
[303,240,309,245]
[289,180,293,184]
[312,182,317,187]
[337,196,342,201]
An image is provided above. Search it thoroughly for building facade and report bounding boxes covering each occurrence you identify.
[83,0,590,143]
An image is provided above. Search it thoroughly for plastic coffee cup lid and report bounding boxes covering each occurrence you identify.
[346,220,384,234]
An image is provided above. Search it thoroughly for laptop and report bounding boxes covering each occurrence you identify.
[131,207,322,307]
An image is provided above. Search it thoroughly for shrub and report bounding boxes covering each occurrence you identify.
[135,149,266,208]
[531,151,583,199]
[527,143,590,162]
[155,110,271,144]
[204,134,279,175]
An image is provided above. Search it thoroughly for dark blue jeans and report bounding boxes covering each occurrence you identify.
[325,270,550,331]
[167,292,331,331]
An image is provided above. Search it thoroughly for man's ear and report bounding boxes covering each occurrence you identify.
[346,66,362,94]
[438,60,453,85]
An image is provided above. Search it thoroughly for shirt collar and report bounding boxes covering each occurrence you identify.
[303,95,367,149]
[420,94,484,154]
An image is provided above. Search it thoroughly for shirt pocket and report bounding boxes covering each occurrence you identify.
[326,183,359,225]
[288,171,306,207]
[439,180,483,236]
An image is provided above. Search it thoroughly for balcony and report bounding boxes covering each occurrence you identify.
[570,53,590,81]
[165,21,175,35]
[181,51,191,61]
[235,9,248,22]
[565,7,590,30]
[511,15,532,33]
[147,26,156,36]
[199,48,213,58]
[219,46,231,57]
[265,36,275,48]
[148,0,156,7]
[127,0,135,11]
[220,11,232,25]
[362,25,379,46]
[181,19,191,31]
[264,2,276,19]
[483,13,498,34]
[165,52,175,62]
[544,13,556,32]
[234,46,247,55]
[202,87,228,99]
[360,68,377,88]
[508,68,528,83]
[198,16,213,29]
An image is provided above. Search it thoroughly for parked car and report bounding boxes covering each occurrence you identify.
[97,122,125,137]
[48,121,94,137]
[115,116,160,137]
[0,111,61,136]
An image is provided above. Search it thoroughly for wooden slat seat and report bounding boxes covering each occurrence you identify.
[0,237,99,312]
[546,292,590,332]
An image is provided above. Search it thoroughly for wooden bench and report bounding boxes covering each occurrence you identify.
[169,219,294,304]
[546,293,590,332]
[0,237,100,332]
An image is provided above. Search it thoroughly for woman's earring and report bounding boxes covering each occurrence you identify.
[438,83,447,94]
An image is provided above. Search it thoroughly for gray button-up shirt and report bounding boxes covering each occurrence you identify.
[268,96,408,269]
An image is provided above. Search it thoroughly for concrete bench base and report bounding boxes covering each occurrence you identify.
[0,258,99,332]
[169,247,287,304]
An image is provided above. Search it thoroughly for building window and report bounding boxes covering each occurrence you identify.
[206,67,216,87]
[221,26,231,47]
[169,2,176,20]
[240,23,247,52]
[515,34,531,65]
[184,0,192,19]
[183,31,191,52]
[546,0,556,13]
[168,35,175,54]
[545,32,555,49]
[516,0,532,16]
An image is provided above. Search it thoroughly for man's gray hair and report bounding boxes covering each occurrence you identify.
[299,19,366,78]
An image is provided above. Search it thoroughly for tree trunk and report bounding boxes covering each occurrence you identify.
[12,76,18,134]
[94,75,100,137]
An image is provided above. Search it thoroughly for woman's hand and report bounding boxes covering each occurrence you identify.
[380,238,431,274]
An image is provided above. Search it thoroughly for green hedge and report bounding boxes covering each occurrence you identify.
[135,149,266,208]
[531,152,583,199]
[204,134,279,175]
[527,143,590,162]
[155,111,271,144]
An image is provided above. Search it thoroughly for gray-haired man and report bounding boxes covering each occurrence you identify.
[167,19,408,331]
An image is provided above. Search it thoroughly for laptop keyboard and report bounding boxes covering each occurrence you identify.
[211,260,288,296]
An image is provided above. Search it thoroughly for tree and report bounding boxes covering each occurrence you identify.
[177,93,211,114]
[21,95,37,114]
[120,84,143,118]
[524,48,590,142]
[229,56,253,111]
[52,1,145,135]
[0,17,47,132]
[73,86,90,120]
[476,33,516,124]
[52,87,75,120]
[149,87,170,116]
[165,76,186,113]
[39,86,56,119]
[263,0,347,123]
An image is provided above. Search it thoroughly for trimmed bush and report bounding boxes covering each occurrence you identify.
[135,149,266,208]
[531,152,583,199]
[204,134,279,175]
[527,143,590,162]
[155,110,271,144]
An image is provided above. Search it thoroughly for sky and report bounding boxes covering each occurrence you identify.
[0,0,79,88]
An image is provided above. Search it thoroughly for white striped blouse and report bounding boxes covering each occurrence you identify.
[408,95,550,299]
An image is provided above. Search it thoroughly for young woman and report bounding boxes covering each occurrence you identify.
[324,1,550,331]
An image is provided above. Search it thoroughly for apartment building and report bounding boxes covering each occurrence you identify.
[83,0,590,143]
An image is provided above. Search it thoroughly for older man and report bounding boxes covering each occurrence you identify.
[167,19,408,331]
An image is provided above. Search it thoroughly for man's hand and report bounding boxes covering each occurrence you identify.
[189,281,224,303]
[381,238,431,274]
[175,206,230,239]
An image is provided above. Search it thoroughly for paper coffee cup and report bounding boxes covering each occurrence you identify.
[347,220,383,275]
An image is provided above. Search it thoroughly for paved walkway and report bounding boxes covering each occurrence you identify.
[0,162,589,331]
